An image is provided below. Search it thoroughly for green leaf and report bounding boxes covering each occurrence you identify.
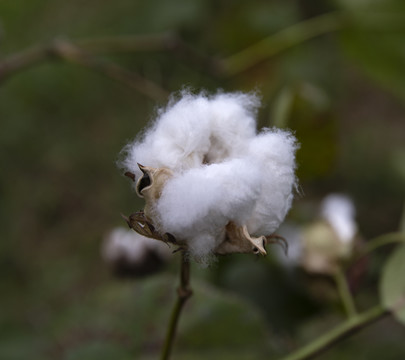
[380,243,405,325]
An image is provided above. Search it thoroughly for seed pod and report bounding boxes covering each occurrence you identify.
[136,164,173,222]
[215,221,267,255]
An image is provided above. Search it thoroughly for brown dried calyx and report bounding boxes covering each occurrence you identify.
[123,211,287,257]
[136,164,173,224]
[215,222,288,256]
[122,164,288,257]
[122,211,177,244]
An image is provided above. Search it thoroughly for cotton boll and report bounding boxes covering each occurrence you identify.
[321,194,357,244]
[246,129,298,236]
[102,227,171,277]
[301,194,359,275]
[120,91,299,261]
[156,158,262,260]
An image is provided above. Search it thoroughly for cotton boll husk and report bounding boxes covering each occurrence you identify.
[155,158,262,260]
[245,129,298,236]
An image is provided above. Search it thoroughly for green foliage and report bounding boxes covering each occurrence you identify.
[380,244,405,325]
[1,274,271,359]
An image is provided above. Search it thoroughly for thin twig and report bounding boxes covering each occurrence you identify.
[279,305,389,360]
[0,37,170,101]
[160,251,192,360]
[0,33,219,89]
[0,44,51,82]
[53,39,169,101]
[0,33,172,82]
[333,267,357,318]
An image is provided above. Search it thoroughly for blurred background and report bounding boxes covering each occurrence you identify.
[1,0,405,359]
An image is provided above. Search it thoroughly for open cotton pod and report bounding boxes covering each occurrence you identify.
[121,91,298,264]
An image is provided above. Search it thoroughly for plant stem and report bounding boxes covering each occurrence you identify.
[279,305,389,360]
[363,232,405,256]
[334,267,357,318]
[160,252,192,360]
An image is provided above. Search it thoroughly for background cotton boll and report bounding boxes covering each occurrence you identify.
[102,227,171,278]
[321,194,357,244]
[246,130,298,236]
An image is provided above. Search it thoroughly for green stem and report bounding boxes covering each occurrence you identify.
[279,305,389,360]
[334,267,357,318]
[363,232,405,255]
[160,252,192,360]
[221,11,346,76]
[348,232,405,267]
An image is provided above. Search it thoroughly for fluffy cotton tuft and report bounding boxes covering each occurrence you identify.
[156,158,262,261]
[321,194,357,244]
[121,91,298,262]
[122,91,259,179]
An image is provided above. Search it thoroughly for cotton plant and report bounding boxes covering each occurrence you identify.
[119,91,298,359]
[120,91,299,264]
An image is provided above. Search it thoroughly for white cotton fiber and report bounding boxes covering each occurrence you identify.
[122,91,259,179]
[121,91,298,261]
[321,194,357,244]
[245,129,298,236]
[155,158,262,261]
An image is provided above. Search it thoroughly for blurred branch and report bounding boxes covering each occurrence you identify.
[161,251,192,360]
[77,33,220,74]
[0,38,169,101]
[351,232,405,264]
[0,33,177,82]
[75,33,177,54]
[280,305,389,360]
[52,40,169,101]
[220,12,346,76]
[399,201,405,233]
[334,267,357,319]
[0,32,219,99]
[0,44,50,81]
